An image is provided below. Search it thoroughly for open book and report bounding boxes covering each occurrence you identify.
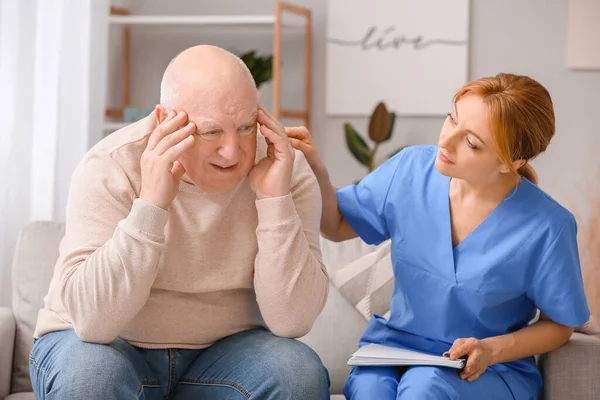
[347,344,466,370]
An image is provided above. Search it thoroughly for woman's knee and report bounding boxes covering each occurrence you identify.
[397,366,458,400]
[343,366,400,399]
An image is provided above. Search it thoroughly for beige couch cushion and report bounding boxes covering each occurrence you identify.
[299,283,367,394]
[542,332,600,399]
[575,315,600,335]
[6,392,35,400]
[321,237,394,321]
[11,221,64,393]
[330,240,394,320]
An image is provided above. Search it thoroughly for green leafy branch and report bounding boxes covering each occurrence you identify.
[345,102,404,173]
[239,50,273,89]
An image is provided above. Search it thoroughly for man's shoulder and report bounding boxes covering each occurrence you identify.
[92,116,155,161]
[78,116,156,176]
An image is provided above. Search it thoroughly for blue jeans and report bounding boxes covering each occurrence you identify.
[29,328,330,399]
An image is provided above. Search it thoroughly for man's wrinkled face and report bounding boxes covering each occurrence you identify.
[175,80,258,194]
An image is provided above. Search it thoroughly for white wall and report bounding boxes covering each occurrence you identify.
[469,1,600,221]
[109,0,600,214]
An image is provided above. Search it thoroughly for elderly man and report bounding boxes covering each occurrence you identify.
[29,45,330,399]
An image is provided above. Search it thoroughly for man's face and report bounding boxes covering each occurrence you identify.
[174,81,258,194]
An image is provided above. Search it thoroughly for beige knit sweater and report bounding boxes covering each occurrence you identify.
[33,115,328,349]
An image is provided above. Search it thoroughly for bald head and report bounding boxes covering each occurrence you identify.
[160,45,256,109]
[154,45,260,194]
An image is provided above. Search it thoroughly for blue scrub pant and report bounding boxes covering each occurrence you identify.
[344,365,520,400]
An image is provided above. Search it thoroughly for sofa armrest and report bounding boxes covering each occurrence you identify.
[540,332,600,400]
[0,306,16,399]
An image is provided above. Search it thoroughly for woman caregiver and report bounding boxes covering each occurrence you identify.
[287,73,590,399]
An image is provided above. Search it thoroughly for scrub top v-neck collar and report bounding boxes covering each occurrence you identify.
[436,173,518,284]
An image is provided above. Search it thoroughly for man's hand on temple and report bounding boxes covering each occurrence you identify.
[248,104,296,199]
[139,110,196,209]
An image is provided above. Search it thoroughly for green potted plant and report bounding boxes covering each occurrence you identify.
[345,102,404,173]
[239,50,273,89]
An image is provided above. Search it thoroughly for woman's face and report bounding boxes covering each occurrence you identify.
[435,95,508,183]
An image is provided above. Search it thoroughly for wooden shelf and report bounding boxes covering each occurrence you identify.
[106,2,312,132]
[109,15,303,28]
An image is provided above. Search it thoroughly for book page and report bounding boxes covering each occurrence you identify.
[349,344,464,369]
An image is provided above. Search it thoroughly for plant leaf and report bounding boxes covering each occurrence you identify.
[381,112,396,143]
[368,102,391,144]
[240,50,255,66]
[257,65,272,86]
[345,123,372,166]
[239,51,273,88]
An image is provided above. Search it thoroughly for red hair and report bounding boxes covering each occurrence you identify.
[453,73,555,185]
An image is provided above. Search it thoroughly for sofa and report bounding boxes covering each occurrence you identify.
[1,221,599,399]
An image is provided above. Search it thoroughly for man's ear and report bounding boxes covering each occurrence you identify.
[154,105,168,123]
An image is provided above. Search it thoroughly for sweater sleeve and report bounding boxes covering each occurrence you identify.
[58,151,168,343]
[253,151,329,338]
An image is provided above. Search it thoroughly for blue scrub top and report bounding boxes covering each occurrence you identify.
[337,145,590,395]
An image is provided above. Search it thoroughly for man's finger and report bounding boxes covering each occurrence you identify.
[171,160,186,181]
[147,110,174,150]
[267,143,275,159]
[258,109,286,139]
[147,111,188,150]
[154,122,196,155]
[163,134,195,162]
[258,103,277,121]
[260,123,287,146]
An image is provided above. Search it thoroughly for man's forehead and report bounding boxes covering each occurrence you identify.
[192,110,257,127]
